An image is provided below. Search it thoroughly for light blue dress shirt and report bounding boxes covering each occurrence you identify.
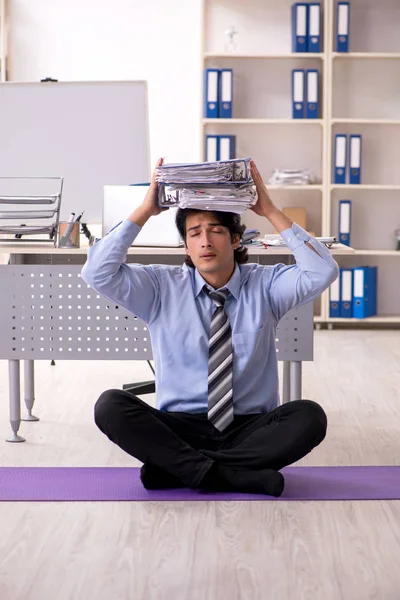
[81,219,339,415]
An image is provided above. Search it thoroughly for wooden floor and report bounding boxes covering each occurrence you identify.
[0,329,399,600]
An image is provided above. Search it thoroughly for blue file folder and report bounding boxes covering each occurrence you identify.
[334,134,347,184]
[292,69,305,118]
[306,69,319,118]
[340,268,353,318]
[349,134,362,184]
[218,135,236,161]
[353,266,378,319]
[204,69,219,118]
[337,2,350,52]
[219,69,233,118]
[292,3,308,53]
[308,3,322,52]
[205,135,219,162]
[329,277,340,318]
[338,200,351,245]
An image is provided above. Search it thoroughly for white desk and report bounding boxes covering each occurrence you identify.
[0,242,354,443]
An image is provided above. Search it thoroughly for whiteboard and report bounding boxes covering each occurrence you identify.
[0,81,150,221]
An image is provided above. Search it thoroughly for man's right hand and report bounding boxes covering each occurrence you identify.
[141,157,165,217]
[128,158,166,227]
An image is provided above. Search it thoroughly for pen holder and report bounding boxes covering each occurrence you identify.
[56,221,80,248]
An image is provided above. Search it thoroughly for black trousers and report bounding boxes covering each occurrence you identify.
[94,390,327,489]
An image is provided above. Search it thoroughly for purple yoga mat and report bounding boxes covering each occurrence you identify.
[0,466,399,502]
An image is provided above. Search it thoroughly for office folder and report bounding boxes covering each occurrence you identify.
[334,134,347,184]
[338,199,351,245]
[204,69,219,118]
[306,70,319,118]
[218,135,236,161]
[308,3,322,52]
[339,268,353,318]
[205,135,218,162]
[292,70,305,119]
[353,266,377,319]
[219,69,233,118]
[292,3,308,53]
[329,277,340,318]
[349,134,362,184]
[337,2,350,52]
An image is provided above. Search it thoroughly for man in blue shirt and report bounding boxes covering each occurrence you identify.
[81,160,339,497]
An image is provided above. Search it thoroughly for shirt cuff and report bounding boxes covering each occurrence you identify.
[280,222,311,250]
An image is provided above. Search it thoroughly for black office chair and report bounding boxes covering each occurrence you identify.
[123,360,156,396]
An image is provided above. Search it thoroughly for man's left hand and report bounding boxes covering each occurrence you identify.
[249,160,275,218]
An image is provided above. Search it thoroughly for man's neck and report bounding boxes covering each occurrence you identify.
[199,264,235,290]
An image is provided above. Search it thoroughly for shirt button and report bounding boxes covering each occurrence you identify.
[288,237,292,242]
[296,234,301,238]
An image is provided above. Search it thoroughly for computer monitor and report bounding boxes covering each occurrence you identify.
[102,185,183,247]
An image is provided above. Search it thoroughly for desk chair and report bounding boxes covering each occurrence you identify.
[123,360,156,396]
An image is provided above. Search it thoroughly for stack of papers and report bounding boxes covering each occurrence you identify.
[156,158,252,184]
[158,184,256,214]
[156,158,256,213]
[262,234,337,247]
[268,169,315,186]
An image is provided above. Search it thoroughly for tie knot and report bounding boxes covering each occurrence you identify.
[205,286,229,307]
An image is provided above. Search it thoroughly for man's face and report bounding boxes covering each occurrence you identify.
[185,211,240,276]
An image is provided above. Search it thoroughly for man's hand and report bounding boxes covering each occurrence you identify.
[141,157,166,217]
[128,157,166,227]
[250,160,275,218]
[249,160,293,233]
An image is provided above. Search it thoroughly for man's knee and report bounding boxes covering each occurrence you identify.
[300,399,327,443]
[94,389,124,430]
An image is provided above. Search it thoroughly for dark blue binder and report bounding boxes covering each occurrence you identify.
[329,276,340,318]
[292,69,305,118]
[292,3,308,53]
[205,135,219,162]
[336,2,350,52]
[218,135,236,161]
[204,69,219,118]
[308,3,322,52]
[334,134,347,184]
[353,267,378,319]
[339,268,353,318]
[338,200,351,245]
[349,134,362,184]
[219,69,233,118]
[306,69,319,118]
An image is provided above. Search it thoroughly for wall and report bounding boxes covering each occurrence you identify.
[8,0,203,172]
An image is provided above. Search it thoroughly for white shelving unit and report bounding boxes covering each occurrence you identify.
[0,0,7,82]
[201,0,400,327]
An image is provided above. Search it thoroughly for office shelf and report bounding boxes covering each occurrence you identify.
[204,53,325,60]
[332,53,400,60]
[331,184,400,190]
[353,250,400,256]
[327,316,400,324]
[268,184,323,191]
[202,0,400,327]
[203,118,324,125]
[331,119,400,125]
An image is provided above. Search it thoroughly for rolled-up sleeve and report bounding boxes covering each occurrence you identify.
[268,222,339,321]
[81,219,161,323]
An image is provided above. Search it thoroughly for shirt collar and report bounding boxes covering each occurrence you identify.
[193,262,241,300]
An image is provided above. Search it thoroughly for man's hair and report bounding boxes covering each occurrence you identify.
[175,208,249,268]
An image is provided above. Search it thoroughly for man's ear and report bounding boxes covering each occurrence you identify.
[232,233,241,249]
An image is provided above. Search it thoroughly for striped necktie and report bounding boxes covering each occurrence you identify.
[205,287,234,432]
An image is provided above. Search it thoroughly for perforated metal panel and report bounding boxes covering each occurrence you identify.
[0,265,313,361]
